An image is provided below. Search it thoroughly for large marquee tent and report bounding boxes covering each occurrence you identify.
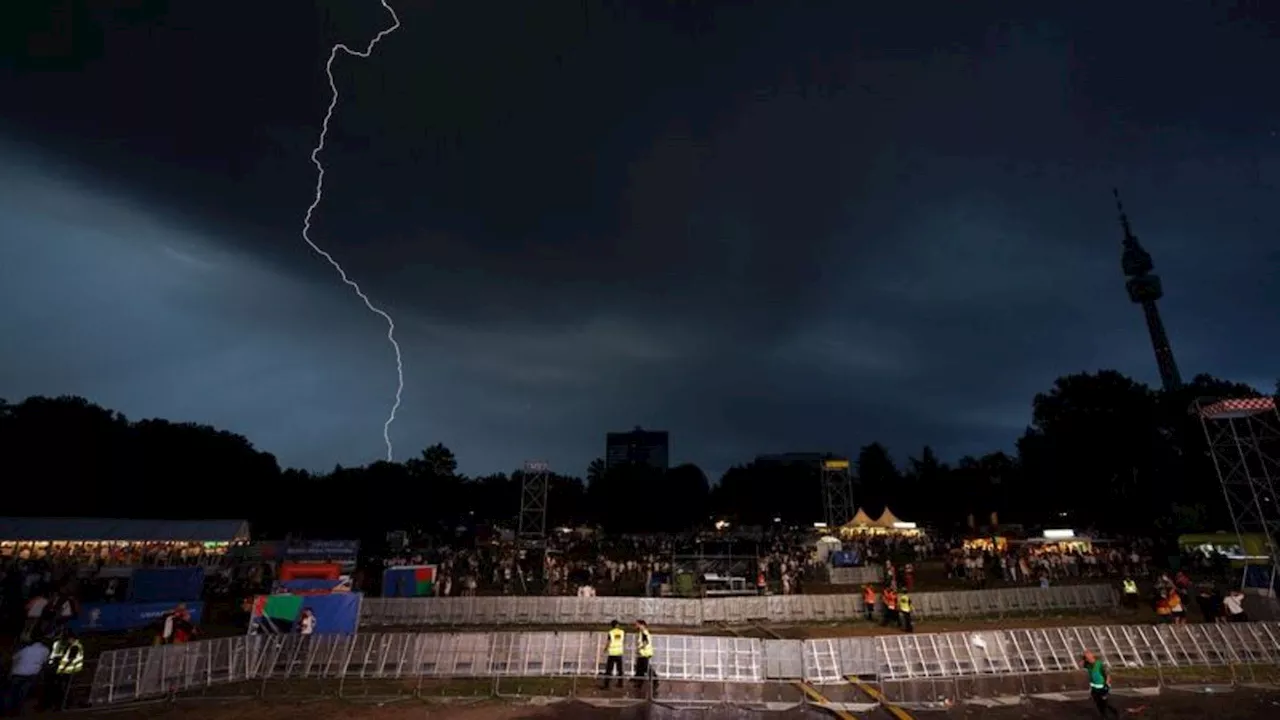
[0,517,250,543]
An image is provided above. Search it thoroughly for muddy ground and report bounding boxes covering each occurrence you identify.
[80,686,1280,719]
[361,608,1157,640]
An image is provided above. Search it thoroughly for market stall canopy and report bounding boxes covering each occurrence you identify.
[846,509,875,527]
[0,517,250,543]
[875,508,904,528]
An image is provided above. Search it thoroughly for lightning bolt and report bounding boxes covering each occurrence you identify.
[302,0,403,461]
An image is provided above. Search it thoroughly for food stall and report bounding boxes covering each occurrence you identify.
[1179,532,1271,565]
[962,536,1009,552]
[1022,528,1096,553]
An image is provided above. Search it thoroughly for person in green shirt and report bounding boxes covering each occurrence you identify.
[1081,650,1119,719]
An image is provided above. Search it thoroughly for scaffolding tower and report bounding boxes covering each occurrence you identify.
[1193,396,1280,592]
[820,458,855,529]
[518,460,550,543]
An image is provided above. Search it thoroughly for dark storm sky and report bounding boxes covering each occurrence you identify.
[1,2,1277,477]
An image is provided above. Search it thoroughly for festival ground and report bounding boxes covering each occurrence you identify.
[58,601,1157,662]
[75,686,1280,719]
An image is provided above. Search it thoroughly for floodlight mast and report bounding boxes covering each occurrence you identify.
[1193,396,1280,594]
[518,461,551,545]
[820,458,855,530]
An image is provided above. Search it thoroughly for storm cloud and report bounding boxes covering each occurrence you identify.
[1,1,1277,476]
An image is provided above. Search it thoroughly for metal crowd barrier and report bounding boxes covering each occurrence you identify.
[873,622,1280,681]
[829,566,885,585]
[360,584,1119,627]
[87,635,259,705]
[88,621,1280,705]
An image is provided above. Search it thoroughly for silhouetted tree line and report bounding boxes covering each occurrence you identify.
[0,370,1271,543]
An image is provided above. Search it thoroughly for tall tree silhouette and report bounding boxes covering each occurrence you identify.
[0,367,1264,538]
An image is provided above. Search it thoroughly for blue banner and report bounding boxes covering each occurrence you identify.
[381,567,416,597]
[71,601,205,633]
[1244,564,1276,590]
[831,551,857,568]
[129,567,205,603]
[303,593,361,635]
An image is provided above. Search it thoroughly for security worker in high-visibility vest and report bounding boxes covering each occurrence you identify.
[881,586,898,627]
[1121,577,1139,610]
[897,591,914,633]
[601,619,625,688]
[862,585,877,622]
[633,619,658,695]
[43,630,84,710]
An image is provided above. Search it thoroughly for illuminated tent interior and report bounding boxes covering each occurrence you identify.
[0,517,250,561]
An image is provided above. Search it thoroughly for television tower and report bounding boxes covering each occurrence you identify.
[1115,190,1182,392]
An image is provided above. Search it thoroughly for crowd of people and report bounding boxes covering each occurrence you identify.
[940,538,1162,587]
[375,527,1265,604]
[2,542,230,570]
[383,528,841,598]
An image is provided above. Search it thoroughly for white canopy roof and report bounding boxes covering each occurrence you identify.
[875,508,904,528]
[0,517,250,543]
[845,508,876,527]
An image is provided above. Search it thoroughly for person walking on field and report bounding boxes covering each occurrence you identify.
[1081,650,1119,718]
[601,620,625,689]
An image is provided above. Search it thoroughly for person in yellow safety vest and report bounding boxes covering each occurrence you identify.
[601,619,625,689]
[42,631,84,711]
[633,619,658,695]
[1121,577,1139,610]
[862,585,877,622]
[897,592,914,633]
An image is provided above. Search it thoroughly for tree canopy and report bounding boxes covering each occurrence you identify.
[0,369,1268,542]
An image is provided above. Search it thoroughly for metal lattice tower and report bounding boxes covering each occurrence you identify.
[518,460,550,543]
[820,458,855,529]
[1194,396,1280,591]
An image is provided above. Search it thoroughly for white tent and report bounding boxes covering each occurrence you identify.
[815,535,842,562]
[847,508,876,527]
[875,508,904,528]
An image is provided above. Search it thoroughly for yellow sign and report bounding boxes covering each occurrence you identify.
[822,459,850,470]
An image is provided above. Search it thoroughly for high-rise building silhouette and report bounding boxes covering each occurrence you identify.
[1114,189,1182,392]
[605,427,669,471]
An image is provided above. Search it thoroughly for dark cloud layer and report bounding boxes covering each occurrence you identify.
[1,2,1277,477]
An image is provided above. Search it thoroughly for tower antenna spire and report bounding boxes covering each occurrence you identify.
[1113,189,1182,392]
[1112,188,1136,242]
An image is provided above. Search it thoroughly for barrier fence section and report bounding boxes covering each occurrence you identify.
[359,584,1118,627]
[797,622,1280,685]
[87,635,258,705]
[89,622,1280,706]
